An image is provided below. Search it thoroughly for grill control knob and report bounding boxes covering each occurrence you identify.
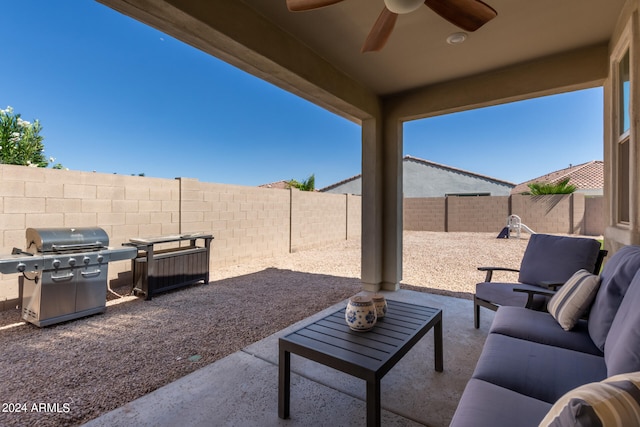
[16,263,26,272]
[52,259,61,269]
[83,256,91,265]
[97,255,104,264]
[68,258,76,267]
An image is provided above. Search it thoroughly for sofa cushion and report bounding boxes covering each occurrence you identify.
[449,378,551,427]
[472,334,607,403]
[604,270,640,376]
[490,307,602,356]
[539,371,640,427]
[589,245,640,351]
[547,269,600,331]
[518,234,601,286]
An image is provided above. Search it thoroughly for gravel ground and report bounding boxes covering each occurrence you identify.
[0,231,531,427]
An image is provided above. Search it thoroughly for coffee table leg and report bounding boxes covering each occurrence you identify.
[366,380,381,427]
[278,346,290,419]
[434,317,443,372]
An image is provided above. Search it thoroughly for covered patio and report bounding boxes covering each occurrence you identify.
[81,0,638,425]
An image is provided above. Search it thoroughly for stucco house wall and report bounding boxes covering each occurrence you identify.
[322,156,514,197]
[403,157,514,197]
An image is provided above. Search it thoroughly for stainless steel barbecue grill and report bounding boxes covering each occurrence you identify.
[0,227,137,327]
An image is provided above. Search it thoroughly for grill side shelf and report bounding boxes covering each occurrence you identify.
[0,255,45,274]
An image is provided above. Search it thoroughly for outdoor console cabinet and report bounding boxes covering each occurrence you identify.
[126,233,213,300]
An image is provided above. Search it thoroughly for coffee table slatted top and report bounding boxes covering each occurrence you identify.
[280,299,442,380]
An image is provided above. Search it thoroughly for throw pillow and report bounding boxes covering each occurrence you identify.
[539,371,640,427]
[548,269,601,331]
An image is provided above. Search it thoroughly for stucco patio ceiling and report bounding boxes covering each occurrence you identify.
[245,0,623,95]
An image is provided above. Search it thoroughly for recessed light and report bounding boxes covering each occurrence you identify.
[446,32,468,45]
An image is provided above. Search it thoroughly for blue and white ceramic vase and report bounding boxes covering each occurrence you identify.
[345,295,377,332]
[372,293,387,318]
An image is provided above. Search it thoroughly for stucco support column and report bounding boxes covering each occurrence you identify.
[361,116,403,292]
[381,114,403,291]
[361,119,382,291]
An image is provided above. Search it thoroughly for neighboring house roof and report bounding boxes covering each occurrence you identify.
[320,155,515,193]
[259,180,291,190]
[320,174,360,193]
[511,160,604,194]
[403,155,515,187]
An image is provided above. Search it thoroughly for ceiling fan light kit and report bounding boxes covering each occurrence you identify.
[286,0,497,52]
[383,0,423,14]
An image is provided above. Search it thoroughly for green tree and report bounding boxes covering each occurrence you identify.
[287,174,315,191]
[0,106,60,168]
[525,178,576,195]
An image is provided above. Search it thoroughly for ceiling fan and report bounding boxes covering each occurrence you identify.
[286,0,497,53]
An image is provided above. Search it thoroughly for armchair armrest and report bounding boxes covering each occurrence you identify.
[539,280,565,291]
[513,285,556,309]
[477,266,520,282]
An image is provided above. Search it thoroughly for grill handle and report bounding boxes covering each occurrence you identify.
[51,272,74,282]
[81,269,101,278]
[51,242,105,252]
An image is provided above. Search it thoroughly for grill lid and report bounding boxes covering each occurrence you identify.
[26,227,109,254]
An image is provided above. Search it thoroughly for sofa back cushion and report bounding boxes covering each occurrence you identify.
[589,245,640,351]
[604,269,640,376]
[518,234,601,286]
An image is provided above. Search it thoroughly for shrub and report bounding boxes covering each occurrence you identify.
[0,106,53,167]
[525,178,576,195]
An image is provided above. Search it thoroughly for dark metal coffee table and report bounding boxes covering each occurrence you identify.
[278,299,443,427]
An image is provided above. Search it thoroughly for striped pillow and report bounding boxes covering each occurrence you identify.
[539,371,640,427]
[548,269,600,331]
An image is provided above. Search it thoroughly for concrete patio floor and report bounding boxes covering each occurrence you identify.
[82,290,494,427]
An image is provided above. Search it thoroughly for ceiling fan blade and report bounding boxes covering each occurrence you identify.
[361,8,398,53]
[424,0,497,32]
[286,0,345,12]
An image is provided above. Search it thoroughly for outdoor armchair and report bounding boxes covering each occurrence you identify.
[474,233,607,328]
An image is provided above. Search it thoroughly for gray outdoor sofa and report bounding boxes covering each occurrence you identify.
[450,245,640,427]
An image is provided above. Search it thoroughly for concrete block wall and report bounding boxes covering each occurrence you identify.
[511,194,580,234]
[346,194,361,240]
[447,196,510,232]
[291,189,348,252]
[0,165,360,308]
[0,164,181,308]
[404,193,603,236]
[404,198,446,231]
[0,164,604,309]
[178,179,291,267]
[571,194,587,235]
[585,196,605,236]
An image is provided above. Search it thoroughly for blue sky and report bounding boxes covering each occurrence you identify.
[2,2,603,189]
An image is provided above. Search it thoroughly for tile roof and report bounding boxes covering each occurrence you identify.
[511,160,603,194]
[259,180,292,190]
